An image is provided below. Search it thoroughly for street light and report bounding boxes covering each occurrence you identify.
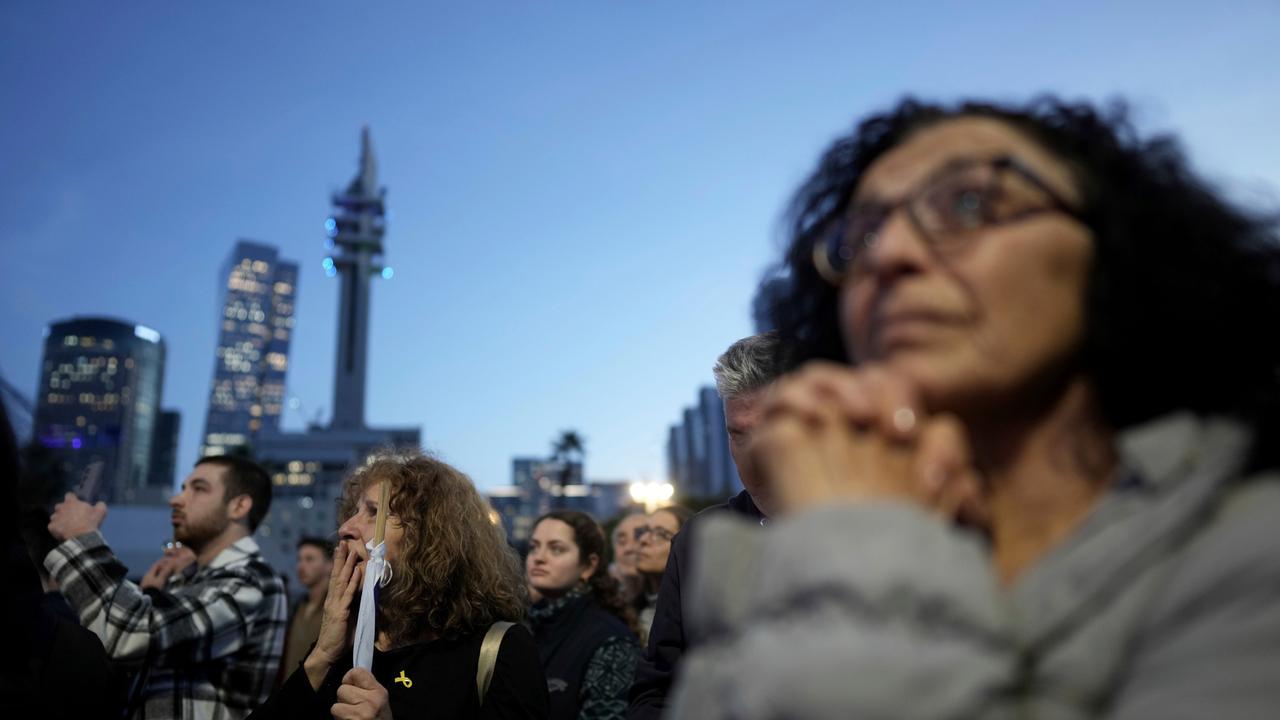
[629,480,675,514]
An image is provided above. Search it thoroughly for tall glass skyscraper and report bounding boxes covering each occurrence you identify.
[33,316,166,503]
[149,409,181,491]
[201,241,298,456]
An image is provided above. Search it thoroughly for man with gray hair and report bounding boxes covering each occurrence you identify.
[628,331,781,719]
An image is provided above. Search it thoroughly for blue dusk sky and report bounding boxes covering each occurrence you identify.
[3,1,1279,492]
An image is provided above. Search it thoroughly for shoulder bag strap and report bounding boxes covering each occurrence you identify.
[476,621,515,706]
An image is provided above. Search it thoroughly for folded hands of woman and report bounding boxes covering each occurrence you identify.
[755,361,989,529]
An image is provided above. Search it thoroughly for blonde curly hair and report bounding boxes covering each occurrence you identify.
[338,449,527,643]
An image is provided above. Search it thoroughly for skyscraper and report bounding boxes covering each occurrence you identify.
[666,385,740,500]
[201,241,298,456]
[253,128,420,577]
[32,317,166,503]
[485,458,595,543]
[149,409,181,492]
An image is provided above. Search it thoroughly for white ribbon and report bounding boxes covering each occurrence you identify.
[352,540,387,670]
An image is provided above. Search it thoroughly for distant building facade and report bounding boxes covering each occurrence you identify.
[201,240,298,456]
[148,409,181,494]
[486,459,632,543]
[32,317,168,504]
[586,480,633,521]
[666,384,740,500]
[255,425,419,574]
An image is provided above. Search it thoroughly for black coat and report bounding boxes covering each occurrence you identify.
[626,491,764,720]
[250,625,549,720]
[530,592,634,720]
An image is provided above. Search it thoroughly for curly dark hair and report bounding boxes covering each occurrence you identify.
[534,510,637,633]
[767,96,1280,448]
[338,450,528,644]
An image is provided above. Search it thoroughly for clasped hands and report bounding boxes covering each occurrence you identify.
[756,361,989,528]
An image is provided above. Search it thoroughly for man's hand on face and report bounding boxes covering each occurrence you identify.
[48,492,109,542]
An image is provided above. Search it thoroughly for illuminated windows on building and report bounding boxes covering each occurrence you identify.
[32,317,166,503]
[200,241,298,456]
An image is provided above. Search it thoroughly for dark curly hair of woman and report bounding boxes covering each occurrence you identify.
[535,510,637,634]
[766,96,1280,462]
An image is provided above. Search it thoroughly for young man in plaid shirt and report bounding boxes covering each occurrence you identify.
[46,455,289,720]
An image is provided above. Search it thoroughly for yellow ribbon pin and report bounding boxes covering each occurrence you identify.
[394,670,413,688]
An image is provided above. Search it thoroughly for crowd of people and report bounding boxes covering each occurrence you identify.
[4,94,1280,719]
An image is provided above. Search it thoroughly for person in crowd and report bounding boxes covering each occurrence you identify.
[278,536,334,684]
[527,510,639,720]
[607,512,646,604]
[668,97,1280,719]
[46,455,287,719]
[0,403,118,719]
[632,505,692,647]
[628,331,781,719]
[252,450,548,719]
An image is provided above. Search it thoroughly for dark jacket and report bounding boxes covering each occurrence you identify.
[249,624,549,720]
[530,591,638,720]
[0,572,121,720]
[626,491,763,720]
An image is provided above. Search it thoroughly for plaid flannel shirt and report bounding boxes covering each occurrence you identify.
[45,531,288,720]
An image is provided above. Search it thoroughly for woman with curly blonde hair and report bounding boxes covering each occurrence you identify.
[251,450,549,719]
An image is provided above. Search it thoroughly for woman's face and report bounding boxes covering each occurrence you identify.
[527,518,596,598]
[841,116,1093,415]
[337,481,406,567]
[636,509,681,575]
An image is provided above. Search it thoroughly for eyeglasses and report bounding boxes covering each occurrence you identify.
[634,526,676,543]
[812,155,1083,284]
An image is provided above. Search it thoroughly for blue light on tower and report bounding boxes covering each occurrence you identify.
[325,217,337,236]
[322,257,337,277]
[381,267,394,280]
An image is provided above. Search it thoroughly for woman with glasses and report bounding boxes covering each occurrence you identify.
[669,98,1280,719]
[526,510,639,720]
[633,505,693,647]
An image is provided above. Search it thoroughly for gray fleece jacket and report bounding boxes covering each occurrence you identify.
[669,413,1280,720]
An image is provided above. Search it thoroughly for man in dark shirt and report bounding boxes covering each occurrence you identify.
[628,332,781,719]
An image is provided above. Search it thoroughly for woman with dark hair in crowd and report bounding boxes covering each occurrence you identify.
[526,510,638,720]
[632,505,692,647]
[252,450,548,719]
[670,97,1280,718]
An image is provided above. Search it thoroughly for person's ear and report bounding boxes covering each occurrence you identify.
[581,552,600,581]
[227,494,253,524]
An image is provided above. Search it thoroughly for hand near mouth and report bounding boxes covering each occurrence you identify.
[304,539,366,690]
